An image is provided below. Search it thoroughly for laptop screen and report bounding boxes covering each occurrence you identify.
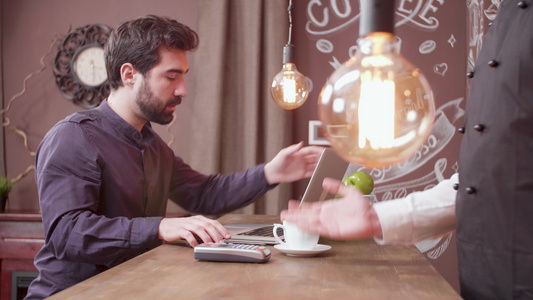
[299,147,350,204]
[224,147,349,245]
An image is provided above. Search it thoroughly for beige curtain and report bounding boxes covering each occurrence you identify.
[190,0,293,215]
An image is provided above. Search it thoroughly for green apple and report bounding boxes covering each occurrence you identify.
[342,171,374,195]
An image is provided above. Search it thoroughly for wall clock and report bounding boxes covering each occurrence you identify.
[53,24,112,109]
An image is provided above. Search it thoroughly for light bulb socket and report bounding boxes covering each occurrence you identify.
[359,0,396,37]
[282,44,295,64]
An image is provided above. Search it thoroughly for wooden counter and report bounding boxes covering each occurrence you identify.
[48,214,460,299]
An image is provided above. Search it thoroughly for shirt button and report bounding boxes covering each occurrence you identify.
[518,1,528,9]
[453,183,459,190]
[465,187,476,194]
[474,124,485,132]
[466,71,474,78]
[458,127,465,134]
[488,60,499,68]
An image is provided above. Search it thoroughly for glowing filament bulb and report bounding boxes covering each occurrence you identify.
[317,0,435,168]
[271,62,309,110]
[282,76,297,104]
[358,74,395,149]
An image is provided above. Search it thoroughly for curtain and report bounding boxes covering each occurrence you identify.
[190,0,292,215]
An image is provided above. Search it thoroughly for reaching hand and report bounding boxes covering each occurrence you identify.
[158,215,231,247]
[264,142,324,185]
[280,177,382,240]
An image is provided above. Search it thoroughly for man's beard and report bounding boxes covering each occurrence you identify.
[135,79,181,125]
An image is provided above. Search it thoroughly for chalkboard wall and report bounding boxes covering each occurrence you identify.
[290,0,497,292]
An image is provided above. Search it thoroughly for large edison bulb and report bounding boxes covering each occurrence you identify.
[318,32,435,168]
[271,62,309,110]
[271,43,310,110]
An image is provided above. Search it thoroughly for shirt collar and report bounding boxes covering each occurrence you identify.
[97,100,155,149]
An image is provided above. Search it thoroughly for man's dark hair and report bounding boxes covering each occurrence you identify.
[104,15,199,90]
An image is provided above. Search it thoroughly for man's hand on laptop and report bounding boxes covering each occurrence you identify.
[159,215,231,247]
[264,142,324,184]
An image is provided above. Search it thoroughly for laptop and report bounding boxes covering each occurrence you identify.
[224,147,349,244]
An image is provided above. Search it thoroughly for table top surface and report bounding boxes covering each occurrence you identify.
[48,214,460,300]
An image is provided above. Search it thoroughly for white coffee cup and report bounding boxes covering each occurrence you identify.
[273,221,319,250]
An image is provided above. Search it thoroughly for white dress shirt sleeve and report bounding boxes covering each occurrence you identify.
[373,173,459,245]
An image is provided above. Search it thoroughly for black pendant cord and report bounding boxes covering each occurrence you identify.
[287,0,293,45]
[283,0,295,64]
[359,0,396,36]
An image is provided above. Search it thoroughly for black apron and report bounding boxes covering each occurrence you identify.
[456,1,533,299]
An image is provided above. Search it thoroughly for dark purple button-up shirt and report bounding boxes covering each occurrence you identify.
[26,101,273,299]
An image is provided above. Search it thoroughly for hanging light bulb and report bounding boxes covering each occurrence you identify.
[270,0,309,110]
[318,0,435,168]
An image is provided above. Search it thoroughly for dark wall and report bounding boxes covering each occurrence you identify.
[289,0,497,293]
[293,1,466,194]
[290,1,469,292]
[1,0,198,214]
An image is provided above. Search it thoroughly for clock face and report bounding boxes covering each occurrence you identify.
[73,46,107,87]
[53,24,112,108]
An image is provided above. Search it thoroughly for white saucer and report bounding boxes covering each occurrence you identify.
[274,244,331,257]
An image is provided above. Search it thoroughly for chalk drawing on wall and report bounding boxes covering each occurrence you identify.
[433,63,448,76]
[484,0,502,20]
[420,231,454,259]
[306,0,446,72]
[448,34,456,47]
[467,0,501,90]
[395,0,443,31]
[467,0,485,89]
[316,39,334,53]
[419,40,436,54]
[305,0,448,35]
[306,0,359,36]
[305,0,461,258]
[327,56,342,70]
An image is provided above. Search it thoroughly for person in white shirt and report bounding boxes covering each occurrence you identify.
[280,173,458,244]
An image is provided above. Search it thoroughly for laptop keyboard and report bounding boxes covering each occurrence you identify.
[237,225,283,237]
